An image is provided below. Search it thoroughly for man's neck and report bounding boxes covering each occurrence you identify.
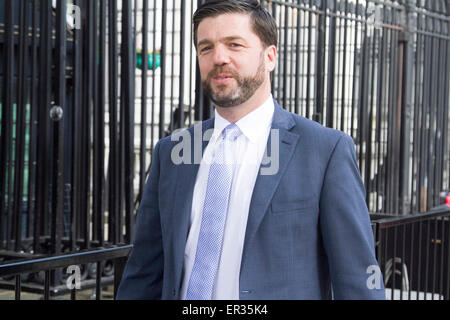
[215,88,271,123]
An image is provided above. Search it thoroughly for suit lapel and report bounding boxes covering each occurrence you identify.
[241,102,300,262]
[171,118,214,290]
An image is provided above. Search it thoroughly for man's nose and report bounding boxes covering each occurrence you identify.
[212,46,230,65]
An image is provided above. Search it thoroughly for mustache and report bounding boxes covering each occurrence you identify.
[207,67,240,80]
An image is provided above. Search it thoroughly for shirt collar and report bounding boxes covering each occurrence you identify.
[212,95,275,144]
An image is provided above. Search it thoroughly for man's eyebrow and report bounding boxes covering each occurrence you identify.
[222,36,247,42]
[197,39,212,48]
[197,36,247,47]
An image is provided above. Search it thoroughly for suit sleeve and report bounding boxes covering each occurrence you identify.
[319,133,385,299]
[116,141,163,300]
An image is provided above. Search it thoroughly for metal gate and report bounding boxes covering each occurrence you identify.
[263,0,449,215]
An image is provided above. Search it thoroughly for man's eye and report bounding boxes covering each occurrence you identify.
[230,43,242,48]
[200,46,212,53]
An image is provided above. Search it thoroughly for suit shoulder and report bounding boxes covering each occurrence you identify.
[288,112,351,146]
[154,118,214,153]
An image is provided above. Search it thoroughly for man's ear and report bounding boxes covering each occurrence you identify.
[265,45,277,72]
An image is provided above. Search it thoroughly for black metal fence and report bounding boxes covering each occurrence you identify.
[0,244,132,299]
[372,206,450,300]
[0,0,138,256]
[2,210,450,300]
[264,0,449,215]
[0,0,449,299]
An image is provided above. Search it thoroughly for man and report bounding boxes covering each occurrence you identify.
[116,0,385,300]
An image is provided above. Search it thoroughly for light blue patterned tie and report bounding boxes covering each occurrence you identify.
[185,123,242,300]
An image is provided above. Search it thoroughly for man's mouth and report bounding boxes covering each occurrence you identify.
[212,74,233,85]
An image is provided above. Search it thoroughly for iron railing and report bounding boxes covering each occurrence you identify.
[372,206,450,300]
[263,0,449,215]
[1,212,449,300]
[0,244,132,300]
[0,0,202,258]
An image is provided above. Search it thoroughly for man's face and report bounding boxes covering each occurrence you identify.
[196,13,273,108]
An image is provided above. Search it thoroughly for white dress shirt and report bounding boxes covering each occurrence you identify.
[180,95,275,300]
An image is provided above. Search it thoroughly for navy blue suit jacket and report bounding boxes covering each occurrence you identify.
[116,101,385,299]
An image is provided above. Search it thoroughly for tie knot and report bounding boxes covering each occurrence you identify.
[222,123,241,141]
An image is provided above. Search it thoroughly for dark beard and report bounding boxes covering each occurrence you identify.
[202,58,265,108]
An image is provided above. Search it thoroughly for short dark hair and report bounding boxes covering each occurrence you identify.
[193,0,278,49]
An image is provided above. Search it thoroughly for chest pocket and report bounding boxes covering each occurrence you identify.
[270,197,317,215]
